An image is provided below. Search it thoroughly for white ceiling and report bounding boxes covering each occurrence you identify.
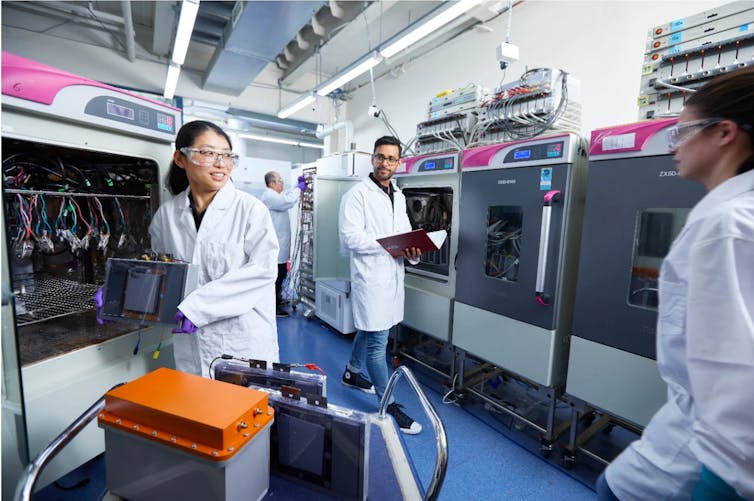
[1,1,506,124]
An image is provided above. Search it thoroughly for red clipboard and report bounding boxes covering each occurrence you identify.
[377,229,443,257]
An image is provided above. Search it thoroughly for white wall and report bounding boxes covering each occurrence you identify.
[232,156,293,198]
[345,0,728,149]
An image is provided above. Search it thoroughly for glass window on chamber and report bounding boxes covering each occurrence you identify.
[628,208,691,309]
[485,206,523,282]
[403,187,453,277]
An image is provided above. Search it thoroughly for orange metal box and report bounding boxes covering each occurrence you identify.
[99,367,273,460]
[98,368,274,501]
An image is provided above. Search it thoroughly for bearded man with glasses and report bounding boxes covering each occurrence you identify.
[338,135,423,434]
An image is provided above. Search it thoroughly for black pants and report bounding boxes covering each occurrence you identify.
[275,263,288,306]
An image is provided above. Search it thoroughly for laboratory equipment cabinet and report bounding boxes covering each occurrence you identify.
[1,52,180,494]
[310,153,371,334]
[453,133,588,389]
[566,119,706,427]
[394,152,461,343]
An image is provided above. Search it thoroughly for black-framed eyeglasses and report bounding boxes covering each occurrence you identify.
[180,147,239,167]
[373,153,400,166]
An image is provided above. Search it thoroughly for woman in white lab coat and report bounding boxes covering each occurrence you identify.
[599,68,754,500]
[149,120,280,377]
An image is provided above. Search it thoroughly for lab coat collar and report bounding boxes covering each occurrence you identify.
[176,179,237,210]
[363,175,399,195]
[208,179,236,210]
[686,168,754,225]
[174,180,236,235]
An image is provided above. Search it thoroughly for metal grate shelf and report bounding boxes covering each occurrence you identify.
[13,276,99,326]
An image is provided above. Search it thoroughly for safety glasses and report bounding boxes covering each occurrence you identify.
[180,147,239,168]
[666,118,724,150]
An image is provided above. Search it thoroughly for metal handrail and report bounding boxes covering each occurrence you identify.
[14,385,123,501]
[379,365,448,501]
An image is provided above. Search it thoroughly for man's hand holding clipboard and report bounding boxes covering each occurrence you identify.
[376,229,448,258]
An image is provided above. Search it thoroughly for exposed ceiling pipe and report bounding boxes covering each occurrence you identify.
[311,6,340,37]
[39,1,125,25]
[296,25,319,51]
[282,1,371,80]
[120,1,136,62]
[316,120,354,151]
[275,55,290,70]
[284,40,305,63]
[330,0,368,22]
[11,3,123,34]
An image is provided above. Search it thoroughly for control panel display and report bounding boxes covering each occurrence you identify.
[418,156,455,172]
[85,96,177,135]
[107,102,135,121]
[504,141,564,163]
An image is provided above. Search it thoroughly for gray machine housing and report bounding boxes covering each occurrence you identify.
[453,133,588,388]
[395,151,462,342]
[566,120,706,427]
[102,422,271,501]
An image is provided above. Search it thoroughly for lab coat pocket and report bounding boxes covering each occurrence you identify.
[200,240,244,281]
[362,253,392,287]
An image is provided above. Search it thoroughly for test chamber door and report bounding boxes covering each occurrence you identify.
[312,176,361,333]
[453,134,587,387]
[571,156,705,359]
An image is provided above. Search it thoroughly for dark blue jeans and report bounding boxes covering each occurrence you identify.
[347,328,394,405]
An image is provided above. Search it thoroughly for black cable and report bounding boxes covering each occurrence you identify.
[208,354,234,379]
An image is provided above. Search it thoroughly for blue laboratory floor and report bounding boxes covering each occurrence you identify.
[277,310,598,500]
[34,310,609,500]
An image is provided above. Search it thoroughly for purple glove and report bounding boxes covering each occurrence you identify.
[297,175,307,191]
[172,310,198,334]
[93,286,112,325]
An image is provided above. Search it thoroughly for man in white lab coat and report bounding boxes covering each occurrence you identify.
[339,135,423,434]
[259,171,306,317]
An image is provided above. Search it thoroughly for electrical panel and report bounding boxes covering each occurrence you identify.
[638,2,754,119]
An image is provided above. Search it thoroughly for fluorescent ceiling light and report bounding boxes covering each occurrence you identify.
[379,0,484,59]
[163,63,181,99]
[316,54,381,97]
[238,132,324,150]
[172,0,200,65]
[277,92,316,119]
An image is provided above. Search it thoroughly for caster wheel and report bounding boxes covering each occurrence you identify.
[392,356,400,369]
[560,452,575,470]
[540,440,553,458]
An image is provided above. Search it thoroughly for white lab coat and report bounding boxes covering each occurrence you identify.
[149,180,280,377]
[606,168,754,500]
[259,186,300,264]
[339,177,413,332]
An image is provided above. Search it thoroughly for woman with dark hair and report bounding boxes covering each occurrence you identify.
[149,120,280,377]
[599,67,754,500]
